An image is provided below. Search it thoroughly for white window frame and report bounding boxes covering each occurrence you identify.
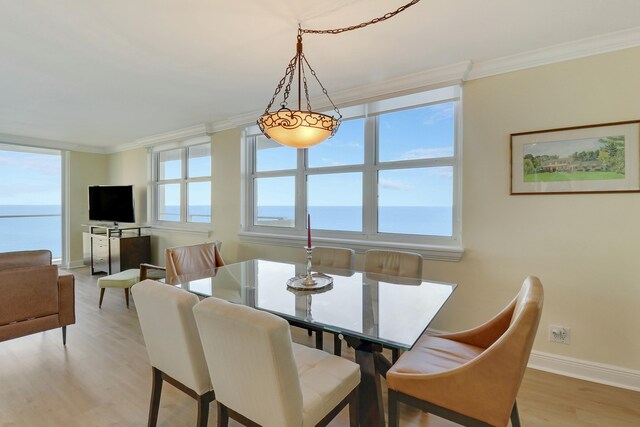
[240,86,463,261]
[149,137,212,233]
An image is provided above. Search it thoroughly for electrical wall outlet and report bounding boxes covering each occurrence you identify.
[549,325,571,345]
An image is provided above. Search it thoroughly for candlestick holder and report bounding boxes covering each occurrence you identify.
[302,246,316,285]
[286,246,334,291]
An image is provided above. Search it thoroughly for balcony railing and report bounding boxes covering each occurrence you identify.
[0,213,62,258]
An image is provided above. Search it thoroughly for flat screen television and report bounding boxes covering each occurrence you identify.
[88,185,135,225]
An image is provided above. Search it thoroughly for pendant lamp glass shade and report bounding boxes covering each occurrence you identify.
[258,2,420,148]
[258,32,341,149]
[258,109,339,148]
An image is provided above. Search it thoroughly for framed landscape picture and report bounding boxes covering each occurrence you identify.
[511,120,640,195]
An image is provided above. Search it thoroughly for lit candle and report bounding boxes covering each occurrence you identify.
[307,214,311,248]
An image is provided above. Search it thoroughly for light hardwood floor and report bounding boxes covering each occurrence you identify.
[1,267,639,426]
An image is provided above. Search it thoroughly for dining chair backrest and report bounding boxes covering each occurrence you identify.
[165,241,224,283]
[364,249,423,279]
[312,246,355,270]
[132,279,211,395]
[193,297,303,427]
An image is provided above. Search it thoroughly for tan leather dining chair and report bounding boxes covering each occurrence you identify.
[364,249,423,279]
[132,280,215,427]
[140,241,224,283]
[386,276,544,427]
[193,296,360,427]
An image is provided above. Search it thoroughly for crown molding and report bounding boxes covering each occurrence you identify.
[467,26,640,80]
[223,61,472,130]
[0,133,105,153]
[108,123,213,153]
[13,27,640,154]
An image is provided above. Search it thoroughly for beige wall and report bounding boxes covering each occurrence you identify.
[67,151,109,263]
[107,147,148,223]
[433,47,640,370]
[97,46,640,371]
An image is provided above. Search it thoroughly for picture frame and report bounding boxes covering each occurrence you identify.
[510,120,640,195]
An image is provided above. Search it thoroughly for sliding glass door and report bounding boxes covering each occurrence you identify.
[0,144,62,260]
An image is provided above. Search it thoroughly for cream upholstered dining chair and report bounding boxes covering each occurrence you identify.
[308,246,355,352]
[361,249,423,361]
[193,296,361,427]
[364,249,423,279]
[139,241,224,283]
[386,276,544,427]
[312,246,355,271]
[132,280,215,427]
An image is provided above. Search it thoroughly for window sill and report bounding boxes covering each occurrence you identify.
[238,230,464,262]
[150,223,211,236]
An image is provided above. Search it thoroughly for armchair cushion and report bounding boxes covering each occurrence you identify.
[388,335,484,379]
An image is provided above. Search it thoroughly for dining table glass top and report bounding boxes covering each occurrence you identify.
[167,259,456,350]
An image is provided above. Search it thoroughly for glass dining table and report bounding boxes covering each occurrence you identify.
[164,259,456,427]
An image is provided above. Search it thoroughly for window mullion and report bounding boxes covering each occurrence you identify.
[296,148,307,231]
[362,115,377,237]
[181,148,188,222]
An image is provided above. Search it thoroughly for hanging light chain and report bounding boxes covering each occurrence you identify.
[300,56,312,112]
[300,0,420,35]
[302,55,341,120]
[263,54,298,114]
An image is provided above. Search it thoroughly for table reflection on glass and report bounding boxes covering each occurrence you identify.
[165,259,456,427]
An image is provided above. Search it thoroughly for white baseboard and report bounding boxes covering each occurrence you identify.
[65,259,87,269]
[528,351,640,392]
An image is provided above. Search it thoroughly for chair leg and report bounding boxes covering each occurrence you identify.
[197,394,210,427]
[62,326,67,346]
[348,388,359,427]
[392,348,400,364]
[148,367,163,427]
[334,334,342,356]
[125,288,130,308]
[217,402,229,427]
[99,288,105,308]
[388,389,399,427]
[510,400,521,427]
[315,330,323,350]
[307,328,313,336]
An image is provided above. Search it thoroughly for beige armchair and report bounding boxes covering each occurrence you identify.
[193,296,360,427]
[386,276,544,427]
[0,250,75,345]
[132,280,215,427]
[140,241,224,283]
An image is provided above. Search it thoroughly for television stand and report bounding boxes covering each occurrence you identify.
[83,225,151,275]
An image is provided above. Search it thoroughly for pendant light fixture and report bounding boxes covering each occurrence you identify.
[257,0,421,149]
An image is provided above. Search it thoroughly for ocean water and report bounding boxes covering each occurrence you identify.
[258,205,453,236]
[0,205,62,257]
[0,204,452,259]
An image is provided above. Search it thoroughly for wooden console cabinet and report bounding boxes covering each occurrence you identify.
[83,225,150,275]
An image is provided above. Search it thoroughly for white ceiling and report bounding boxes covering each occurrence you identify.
[1,0,639,152]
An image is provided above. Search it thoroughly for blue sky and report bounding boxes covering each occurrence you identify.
[257,102,455,207]
[0,149,61,205]
[1,102,454,210]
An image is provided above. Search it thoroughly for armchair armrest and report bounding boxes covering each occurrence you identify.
[140,263,166,281]
[57,273,75,326]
